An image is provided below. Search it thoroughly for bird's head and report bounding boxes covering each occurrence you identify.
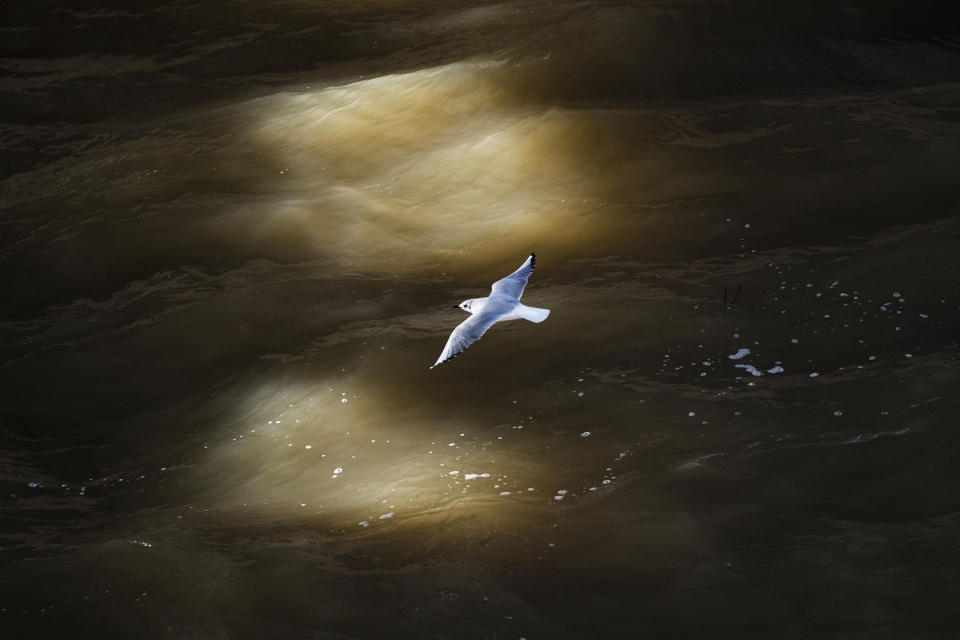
[456,299,476,313]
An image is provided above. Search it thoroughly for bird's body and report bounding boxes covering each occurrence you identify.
[431,253,549,369]
[460,298,549,323]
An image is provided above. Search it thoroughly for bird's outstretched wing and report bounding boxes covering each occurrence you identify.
[431,310,500,369]
[490,253,535,300]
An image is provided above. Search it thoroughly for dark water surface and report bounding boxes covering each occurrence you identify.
[3,1,960,638]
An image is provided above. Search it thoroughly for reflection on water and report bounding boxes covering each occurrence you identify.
[3,1,960,638]
[245,60,609,272]
[188,375,560,527]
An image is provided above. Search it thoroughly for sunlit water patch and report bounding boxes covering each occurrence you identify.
[181,376,566,532]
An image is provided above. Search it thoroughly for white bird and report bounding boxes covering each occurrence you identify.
[431,253,550,369]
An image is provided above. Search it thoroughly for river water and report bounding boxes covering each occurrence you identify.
[2,1,960,638]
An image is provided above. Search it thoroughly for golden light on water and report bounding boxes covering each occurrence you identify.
[14,60,743,538]
[186,374,563,532]
[239,60,666,276]
[186,59,677,530]
[12,58,732,292]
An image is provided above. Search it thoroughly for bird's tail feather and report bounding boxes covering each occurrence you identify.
[517,305,550,323]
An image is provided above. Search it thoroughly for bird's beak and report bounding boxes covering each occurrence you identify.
[452,305,461,309]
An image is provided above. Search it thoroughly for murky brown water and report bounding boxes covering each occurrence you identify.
[3,1,960,638]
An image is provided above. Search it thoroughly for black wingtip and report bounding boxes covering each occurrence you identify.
[431,349,465,370]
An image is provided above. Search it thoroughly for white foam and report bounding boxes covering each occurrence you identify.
[735,364,763,377]
[729,348,751,360]
[842,427,908,444]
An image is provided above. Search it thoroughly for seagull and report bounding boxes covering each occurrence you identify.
[431,253,550,369]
